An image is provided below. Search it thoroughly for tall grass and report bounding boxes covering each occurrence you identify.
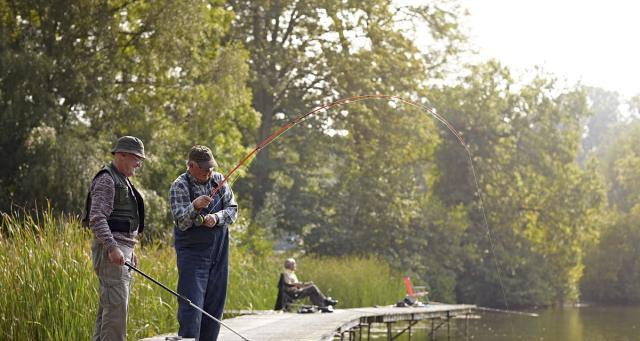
[1,209,98,340]
[1,210,405,340]
[297,256,406,308]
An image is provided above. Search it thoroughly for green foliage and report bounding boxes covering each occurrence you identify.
[225,0,467,214]
[302,103,442,256]
[581,209,640,303]
[226,0,471,309]
[0,0,259,231]
[0,0,115,208]
[15,126,105,213]
[0,211,406,340]
[597,121,640,212]
[3,0,631,314]
[0,210,274,339]
[296,256,406,308]
[580,87,621,161]
[430,61,605,307]
[581,120,640,303]
[401,198,469,303]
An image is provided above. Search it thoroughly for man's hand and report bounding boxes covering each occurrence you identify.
[108,246,125,266]
[192,195,213,210]
[203,213,218,228]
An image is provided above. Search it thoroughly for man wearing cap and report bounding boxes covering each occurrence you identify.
[83,135,146,341]
[169,145,238,340]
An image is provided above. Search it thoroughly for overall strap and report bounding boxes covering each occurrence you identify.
[184,173,223,209]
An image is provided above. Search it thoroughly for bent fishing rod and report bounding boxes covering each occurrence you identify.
[202,94,511,315]
[203,94,465,211]
[124,261,252,341]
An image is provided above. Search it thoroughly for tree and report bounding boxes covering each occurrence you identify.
[579,87,621,162]
[581,121,640,303]
[581,209,640,303]
[595,122,640,212]
[0,1,258,236]
[224,0,466,215]
[223,0,470,300]
[0,0,117,211]
[430,61,604,307]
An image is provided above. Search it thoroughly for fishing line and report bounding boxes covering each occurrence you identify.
[124,261,252,341]
[193,153,258,226]
[206,94,512,317]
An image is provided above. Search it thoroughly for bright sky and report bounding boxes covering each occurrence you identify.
[408,0,640,98]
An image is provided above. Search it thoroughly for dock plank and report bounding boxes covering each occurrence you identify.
[141,304,475,341]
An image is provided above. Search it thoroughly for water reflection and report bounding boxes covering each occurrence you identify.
[359,305,639,340]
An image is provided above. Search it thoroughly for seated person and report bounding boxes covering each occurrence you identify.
[282,258,338,308]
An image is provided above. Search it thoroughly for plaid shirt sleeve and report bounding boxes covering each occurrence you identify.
[169,176,197,231]
[212,173,238,227]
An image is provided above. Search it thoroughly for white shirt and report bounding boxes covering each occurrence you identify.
[283,269,300,286]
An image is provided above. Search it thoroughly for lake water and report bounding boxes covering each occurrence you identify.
[366,305,640,340]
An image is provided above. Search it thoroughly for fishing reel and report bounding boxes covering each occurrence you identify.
[194,214,206,226]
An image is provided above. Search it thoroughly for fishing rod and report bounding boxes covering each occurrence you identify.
[475,306,539,317]
[124,261,252,341]
[199,94,513,323]
[204,94,465,208]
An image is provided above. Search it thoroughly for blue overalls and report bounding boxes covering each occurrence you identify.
[174,174,230,341]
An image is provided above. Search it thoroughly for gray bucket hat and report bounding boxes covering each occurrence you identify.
[112,136,145,159]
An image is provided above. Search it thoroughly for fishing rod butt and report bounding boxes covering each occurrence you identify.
[122,260,253,341]
[124,260,140,273]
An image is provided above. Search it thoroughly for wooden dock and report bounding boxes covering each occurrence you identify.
[141,303,475,341]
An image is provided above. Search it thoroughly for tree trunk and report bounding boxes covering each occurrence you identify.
[251,86,274,215]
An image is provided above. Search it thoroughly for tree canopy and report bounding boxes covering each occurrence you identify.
[1,0,638,308]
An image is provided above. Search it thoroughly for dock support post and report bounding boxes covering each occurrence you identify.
[465,313,469,340]
[387,322,392,341]
[430,319,436,341]
[447,312,451,340]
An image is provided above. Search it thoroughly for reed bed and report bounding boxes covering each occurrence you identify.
[1,210,404,340]
[297,256,406,308]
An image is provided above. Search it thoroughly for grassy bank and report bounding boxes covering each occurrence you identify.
[0,211,405,340]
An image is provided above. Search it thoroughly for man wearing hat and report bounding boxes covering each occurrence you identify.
[169,145,238,340]
[83,135,146,341]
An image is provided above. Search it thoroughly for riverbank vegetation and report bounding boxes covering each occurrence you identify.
[0,210,404,339]
[2,1,640,340]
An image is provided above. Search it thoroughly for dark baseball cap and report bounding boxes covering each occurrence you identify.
[189,145,218,169]
[112,136,145,159]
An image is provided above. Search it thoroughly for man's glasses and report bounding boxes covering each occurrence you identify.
[128,153,144,165]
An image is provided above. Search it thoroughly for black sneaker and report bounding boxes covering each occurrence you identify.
[325,298,338,306]
[320,305,334,313]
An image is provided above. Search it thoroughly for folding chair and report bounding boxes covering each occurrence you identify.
[403,276,429,305]
[274,273,300,311]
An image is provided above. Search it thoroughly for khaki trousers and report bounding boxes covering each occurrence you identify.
[91,241,133,341]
